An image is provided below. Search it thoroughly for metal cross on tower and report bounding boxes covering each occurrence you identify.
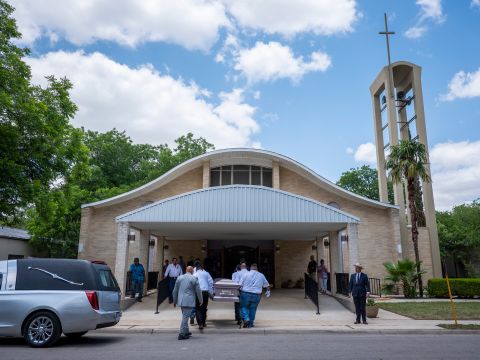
[379,13,395,99]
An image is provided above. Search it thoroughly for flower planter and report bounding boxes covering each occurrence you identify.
[366,305,379,318]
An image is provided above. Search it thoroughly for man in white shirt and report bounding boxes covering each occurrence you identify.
[232,262,248,324]
[239,263,270,328]
[164,257,183,304]
[192,261,214,329]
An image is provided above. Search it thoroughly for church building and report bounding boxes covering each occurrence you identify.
[78,61,442,302]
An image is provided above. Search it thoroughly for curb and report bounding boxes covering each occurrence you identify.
[97,327,479,336]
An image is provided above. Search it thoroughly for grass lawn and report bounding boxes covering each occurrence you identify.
[438,324,480,330]
[377,302,480,320]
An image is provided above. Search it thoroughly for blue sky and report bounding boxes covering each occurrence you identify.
[11,0,480,209]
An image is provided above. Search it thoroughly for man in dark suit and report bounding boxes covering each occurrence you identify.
[348,262,370,324]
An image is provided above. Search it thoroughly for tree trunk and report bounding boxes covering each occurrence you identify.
[407,177,424,297]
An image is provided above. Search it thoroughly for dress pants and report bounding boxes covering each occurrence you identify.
[234,301,241,322]
[180,306,193,336]
[353,295,367,322]
[168,277,177,303]
[240,291,261,327]
[195,291,210,326]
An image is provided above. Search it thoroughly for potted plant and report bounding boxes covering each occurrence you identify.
[366,297,379,318]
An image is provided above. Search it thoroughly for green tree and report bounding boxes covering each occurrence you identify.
[386,139,431,297]
[336,165,394,204]
[0,1,83,224]
[437,200,480,277]
[26,130,213,258]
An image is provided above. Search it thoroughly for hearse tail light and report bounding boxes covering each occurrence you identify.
[85,291,99,310]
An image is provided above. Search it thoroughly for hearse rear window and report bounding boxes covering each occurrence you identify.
[97,269,119,291]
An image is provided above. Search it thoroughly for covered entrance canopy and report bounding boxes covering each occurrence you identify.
[116,185,359,240]
[114,185,360,296]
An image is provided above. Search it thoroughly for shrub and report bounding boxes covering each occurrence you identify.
[428,278,480,298]
[367,298,377,306]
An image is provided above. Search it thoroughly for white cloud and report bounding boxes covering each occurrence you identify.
[353,142,377,164]
[416,0,444,21]
[11,0,360,50]
[234,41,331,84]
[11,0,230,50]
[26,51,260,148]
[405,0,445,39]
[430,140,480,209]
[441,68,480,101]
[472,0,480,7]
[404,26,428,39]
[224,0,359,37]
[346,147,354,155]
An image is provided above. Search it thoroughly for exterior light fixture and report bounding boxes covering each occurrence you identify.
[275,245,280,253]
[341,235,349,243]
[201,245,206,253]
[128,233,135,242]
[312,245,317,250]
[324,240,329,247]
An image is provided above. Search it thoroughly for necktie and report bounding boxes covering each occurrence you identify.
[356,273,360,284]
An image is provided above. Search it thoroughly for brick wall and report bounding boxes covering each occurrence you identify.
[275,240,315,288]
[279,166,400,281]
[79,167,203,272]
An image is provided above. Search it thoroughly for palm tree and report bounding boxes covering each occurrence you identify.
[385,139,431,297]
[382,259,425,298]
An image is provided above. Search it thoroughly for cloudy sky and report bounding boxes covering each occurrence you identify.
[11,0,480,210]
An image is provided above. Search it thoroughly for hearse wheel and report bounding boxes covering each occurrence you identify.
[65,331,88,338]
[23,311,62,348]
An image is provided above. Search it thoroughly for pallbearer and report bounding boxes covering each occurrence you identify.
[239,263,270,328]
[193,261,214,329]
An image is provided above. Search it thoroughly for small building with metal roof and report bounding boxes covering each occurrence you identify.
[0,226,35,260]
[78,148,437,299]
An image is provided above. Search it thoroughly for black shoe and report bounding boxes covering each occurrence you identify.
[190,317,195,325]
[354,321,360,324]
[187,332,192,336]
[178,334,189,340]
[242,320,249,328]
[363,321,368,325]
[236,320,242,325]
[136,298,142,302]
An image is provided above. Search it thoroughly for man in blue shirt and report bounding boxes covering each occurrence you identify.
[239,263,270,328]
[130,257,145,302]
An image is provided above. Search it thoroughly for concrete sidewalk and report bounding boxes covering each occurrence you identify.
[99,289,479,334]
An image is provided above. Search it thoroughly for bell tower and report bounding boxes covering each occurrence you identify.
[369,15,442,278]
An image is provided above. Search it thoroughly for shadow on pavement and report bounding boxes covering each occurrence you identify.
[0,334,125,348]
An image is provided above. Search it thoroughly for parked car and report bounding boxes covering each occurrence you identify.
[0,258,121,347]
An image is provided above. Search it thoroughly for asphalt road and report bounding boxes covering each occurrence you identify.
[0,332,478,360]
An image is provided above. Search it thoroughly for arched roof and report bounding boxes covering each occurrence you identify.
[83,148,397,210]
